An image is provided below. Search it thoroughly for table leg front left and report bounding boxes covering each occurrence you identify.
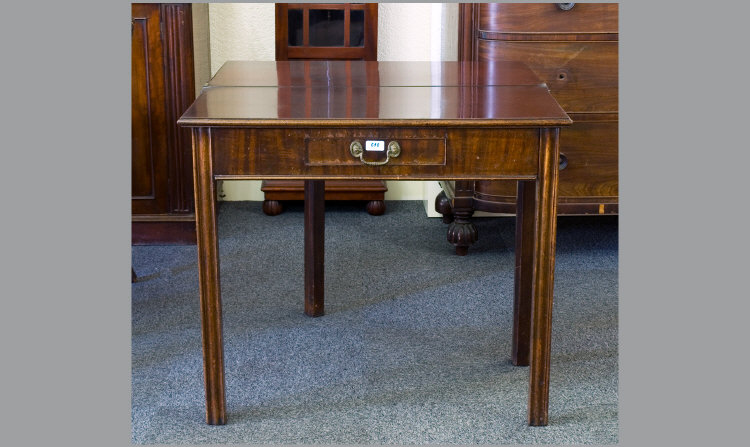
[192,128,227,425]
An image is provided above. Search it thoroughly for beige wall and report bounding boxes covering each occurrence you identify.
[193,3,458,214]
[191,3,211,97]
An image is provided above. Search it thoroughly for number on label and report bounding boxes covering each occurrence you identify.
[365,140,385,151]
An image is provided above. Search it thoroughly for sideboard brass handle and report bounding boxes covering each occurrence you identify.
[350,140,401,166]
[557,3,575,10]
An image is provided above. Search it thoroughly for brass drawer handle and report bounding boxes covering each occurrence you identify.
[557,3,575,11]
[350,140,401,166]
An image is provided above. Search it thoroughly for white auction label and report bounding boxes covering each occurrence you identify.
[365,140,385,151]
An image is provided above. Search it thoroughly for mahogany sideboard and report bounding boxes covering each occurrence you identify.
[437,2,618,255]
[178,60,571,426]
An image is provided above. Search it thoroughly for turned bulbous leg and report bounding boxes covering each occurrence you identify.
[445,181,478,255]
[447,211,478,256]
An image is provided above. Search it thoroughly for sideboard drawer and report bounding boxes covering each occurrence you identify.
[557,119,618,197]
[479,3,618,34]
[478,40,618,113]
[474,119,617,200]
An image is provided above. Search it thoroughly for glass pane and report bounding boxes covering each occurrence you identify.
[288,9,303,46]
[350,10,365,47]
[309,9,345,47]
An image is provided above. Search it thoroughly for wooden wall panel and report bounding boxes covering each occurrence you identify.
[132,3,196,244]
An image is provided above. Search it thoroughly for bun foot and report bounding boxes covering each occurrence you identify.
[366,200,386,216]
[262,200,283,216]
[434,190,454,224]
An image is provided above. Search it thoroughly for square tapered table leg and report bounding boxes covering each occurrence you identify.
[304,180,325,317]
[527,128,560,426]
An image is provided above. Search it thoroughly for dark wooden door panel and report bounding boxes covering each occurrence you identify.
[132,3,196,244]
[132,3,168,215]
[131,14,153,198]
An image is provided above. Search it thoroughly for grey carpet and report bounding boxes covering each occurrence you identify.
[131,200,618,444]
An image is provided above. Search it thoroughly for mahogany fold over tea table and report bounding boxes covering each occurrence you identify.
[177,61,572,426]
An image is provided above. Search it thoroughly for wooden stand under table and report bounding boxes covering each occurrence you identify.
[178,60,571,426]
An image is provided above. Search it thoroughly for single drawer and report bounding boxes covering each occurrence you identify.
[479,3,618,34]
[478,40,618,113]
[305,129,446,167]
[211,127,541,180]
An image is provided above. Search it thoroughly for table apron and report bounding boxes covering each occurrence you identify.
[205,127,545,179]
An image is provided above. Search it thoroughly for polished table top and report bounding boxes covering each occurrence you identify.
[179,61,570,126]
